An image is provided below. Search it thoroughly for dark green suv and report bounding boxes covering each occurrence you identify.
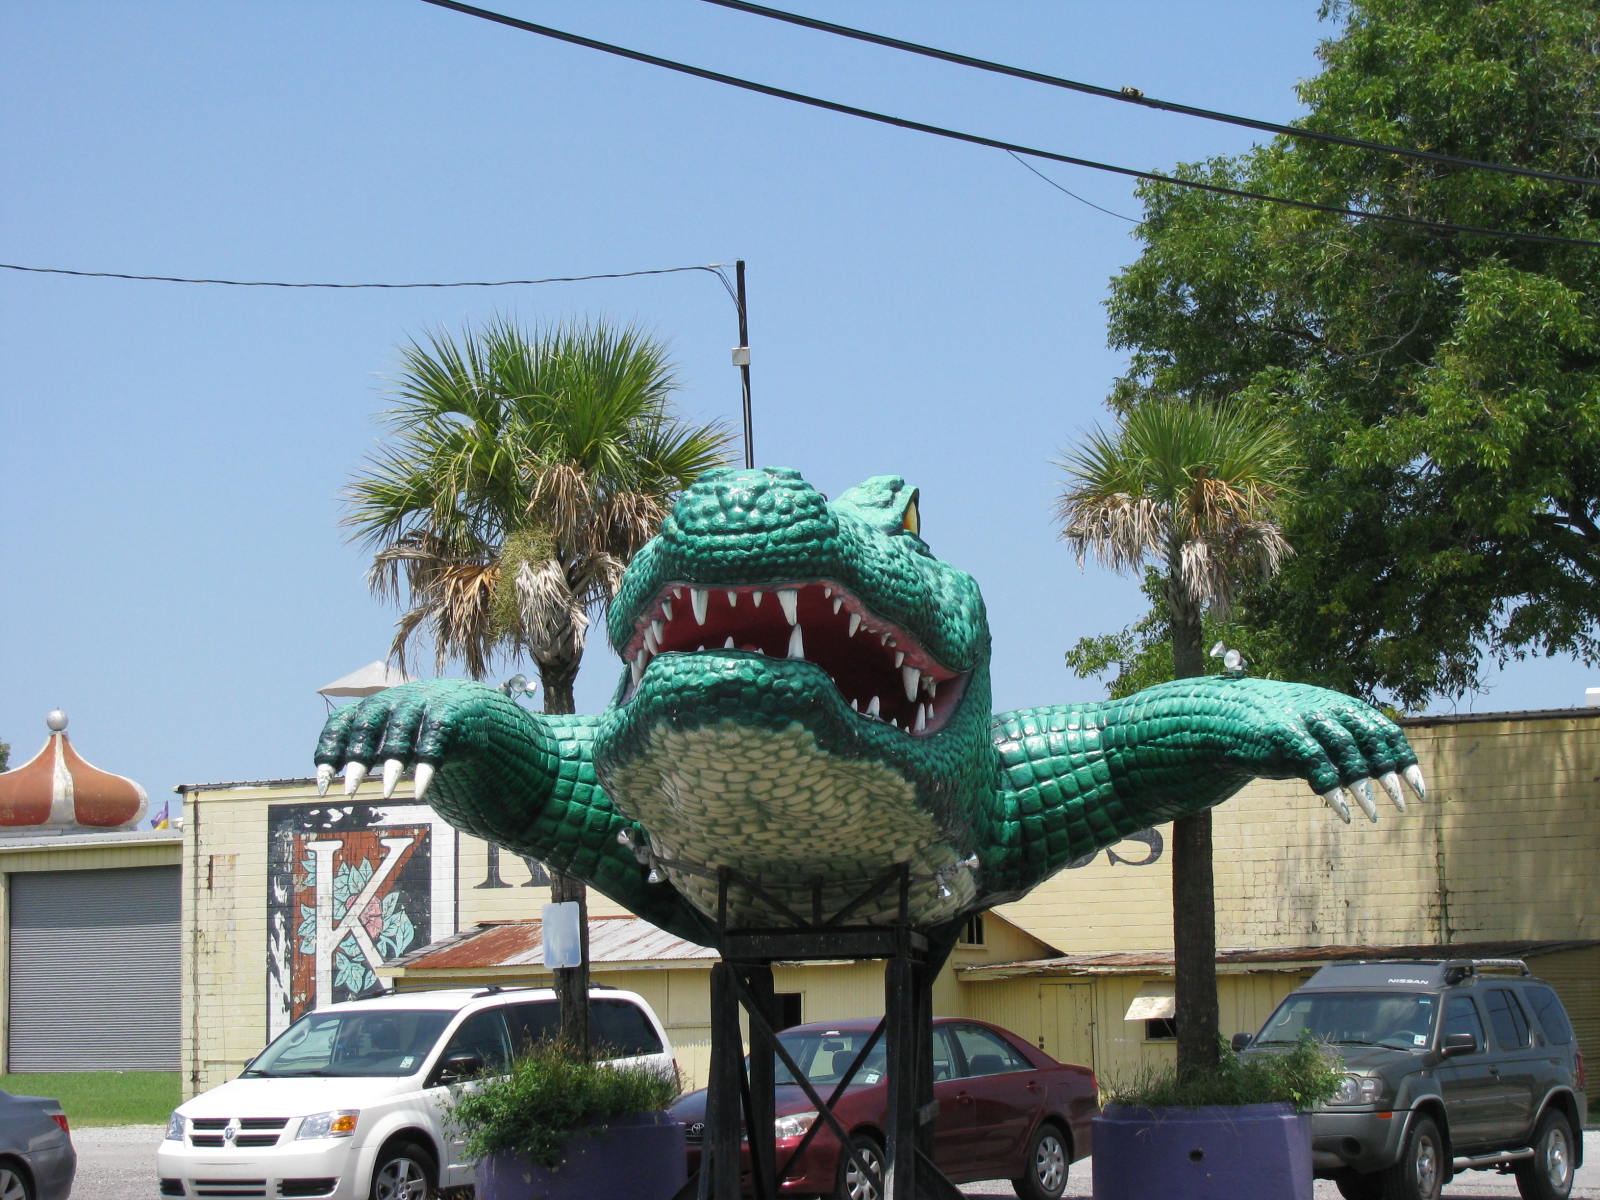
[1237,958,1586,1200]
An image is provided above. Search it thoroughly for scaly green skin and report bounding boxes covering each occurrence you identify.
[317,467,1419,945]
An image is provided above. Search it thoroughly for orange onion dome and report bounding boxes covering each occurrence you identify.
[0,711,148,830]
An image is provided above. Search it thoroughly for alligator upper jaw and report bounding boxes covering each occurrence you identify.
[621,579,969,736]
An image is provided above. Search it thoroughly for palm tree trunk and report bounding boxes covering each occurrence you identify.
[541,657,592,1058]
[1168,563,1220,1080]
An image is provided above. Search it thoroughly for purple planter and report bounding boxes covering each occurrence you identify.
[476,1111,686,1200]
[1092,1102,1312,1200]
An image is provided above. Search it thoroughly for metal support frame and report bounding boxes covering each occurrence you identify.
[675,866,963,1200]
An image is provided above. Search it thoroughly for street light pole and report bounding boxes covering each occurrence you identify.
[733,259,753,469]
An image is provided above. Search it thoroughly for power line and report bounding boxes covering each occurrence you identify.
[0,261,729,289]
[1006,152,1138,224]
[416,0,1600,252]
[698,0,1600,191]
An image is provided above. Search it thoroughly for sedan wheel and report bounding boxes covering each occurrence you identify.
[835,1134,885,1200]
[0,1166,32,1200]
[1012,1122,1069,1200]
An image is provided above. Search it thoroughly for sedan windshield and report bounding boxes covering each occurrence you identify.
[773,1030,888,1087]
[242,1009,454,1078]
[1255,991,1438,1050]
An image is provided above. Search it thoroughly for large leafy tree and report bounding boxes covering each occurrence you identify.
[346,316,733,1050]
[1058,397,1300,1077]
[1105,0,1600,709]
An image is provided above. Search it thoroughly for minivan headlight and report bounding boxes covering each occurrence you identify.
[297,1110,361,1139]
[164,1111,186,1141]
[1327,1075,1383,1106]
[774,1111,817,1140]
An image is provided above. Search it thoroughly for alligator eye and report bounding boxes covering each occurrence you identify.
[902,494,920,537]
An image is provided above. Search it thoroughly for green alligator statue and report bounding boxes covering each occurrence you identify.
[316,467,1422,945]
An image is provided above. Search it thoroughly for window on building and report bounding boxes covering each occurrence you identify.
[1144,1018,1178,1041]
[959,913,986,946]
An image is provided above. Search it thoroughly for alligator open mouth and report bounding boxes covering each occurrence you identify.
[623,580,969,735]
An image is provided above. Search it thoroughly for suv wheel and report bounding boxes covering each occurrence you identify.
[1514,1109,1575,1200]
[1378,1114,1444,1200]
[369,1141,437,1200]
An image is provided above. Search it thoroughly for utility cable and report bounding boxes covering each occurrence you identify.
[1006,151,1139,223]
[0,261,729,289]
[416,0,1600,251]
[697,0,1600,191]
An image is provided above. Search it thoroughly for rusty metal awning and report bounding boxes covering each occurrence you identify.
[384,915,718,978]
[956,939,1600,982]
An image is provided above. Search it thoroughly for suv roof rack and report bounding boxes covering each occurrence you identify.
[1440,958,1529,983]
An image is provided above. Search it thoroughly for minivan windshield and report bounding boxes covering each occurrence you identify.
[242,1009,455,1078]
[1255,991,1439,1050]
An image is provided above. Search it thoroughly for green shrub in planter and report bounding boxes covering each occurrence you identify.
[451,1041,682,1168]
[1101,1033,1343,1111]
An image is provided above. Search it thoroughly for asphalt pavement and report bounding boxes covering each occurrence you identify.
[78,1123,1599,1199]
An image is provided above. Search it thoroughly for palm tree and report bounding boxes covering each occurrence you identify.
[1057,396,1299,1078]
[345,316,734,1050]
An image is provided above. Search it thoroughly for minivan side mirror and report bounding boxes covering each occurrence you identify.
[1229,1033,1254,1052]
[1441,1032,1477,1057]
[433,1051,485,1085]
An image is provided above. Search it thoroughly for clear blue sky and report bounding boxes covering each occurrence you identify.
[4,1,1593,806]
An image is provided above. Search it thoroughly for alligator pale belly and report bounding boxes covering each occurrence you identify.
[604,720,976,927]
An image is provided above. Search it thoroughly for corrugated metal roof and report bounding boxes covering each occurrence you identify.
[387,916,717,972]
[956,939,1600,981]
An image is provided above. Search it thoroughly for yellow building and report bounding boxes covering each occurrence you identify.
[174,705,1599,1097]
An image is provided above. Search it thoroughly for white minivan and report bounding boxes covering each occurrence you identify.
[158,985,674,1200]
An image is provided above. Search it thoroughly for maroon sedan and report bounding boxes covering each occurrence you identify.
[669,1016,1097,1200]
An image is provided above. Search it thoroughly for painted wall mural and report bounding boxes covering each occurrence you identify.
[266,801,457,1038]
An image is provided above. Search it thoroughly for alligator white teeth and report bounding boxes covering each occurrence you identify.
[671,587,683,600]
[651,619,664,645]
[914,704,928,733]
[824,586,834,599]
[644,625,660,655]
[691,587,709,626]
[630,656,645,688]
[833,596,844,614]
[1403,764,1427,801]
[751,590,764,607]
[779,588,799,625]
[880,632,891,646]
[902,665,921,701]
[726,590,738,607]
[893,651,905,669]
[725,636,736,649]
[850,697,859,711]
[848,612,862,637]
[413,762,434,800]
[316,763,335,797]
[1352,779,1380,822]
[695,644,706,653]
[1378,772,1406,811]
[787,624,805,659]
[382,758,403,799]
[343,762,366,796]
[660,600,673,622]
[924,676,939,699]
[867,696,881,717]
